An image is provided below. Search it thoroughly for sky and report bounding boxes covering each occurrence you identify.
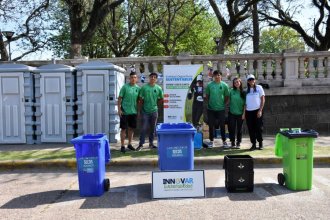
[3,1,320,61]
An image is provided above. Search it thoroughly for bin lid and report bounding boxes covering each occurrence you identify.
[71,133,108,143]
[279,129,318,139]
[156,123,196,134]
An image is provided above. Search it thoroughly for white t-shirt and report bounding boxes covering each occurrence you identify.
[246,85,265,111]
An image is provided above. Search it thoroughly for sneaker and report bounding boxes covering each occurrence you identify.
[136,145,143,151]
[149,144,157,149]
[236,142,241,149]
[120,146,126,153]
[127,144,135,151]
[208,141,213,148]
[231,142,236,148]
[223,141,230,149]
[249,144,257,151]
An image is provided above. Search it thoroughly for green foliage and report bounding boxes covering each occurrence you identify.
[260,27,305,53]
[138,10,220,56]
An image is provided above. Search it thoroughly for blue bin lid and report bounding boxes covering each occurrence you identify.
[71,133,108,143]
[156,123,196,134]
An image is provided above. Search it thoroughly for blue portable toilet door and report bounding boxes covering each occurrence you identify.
[40,72,67,142]
[82,70,109,134]
[0,73,26,143]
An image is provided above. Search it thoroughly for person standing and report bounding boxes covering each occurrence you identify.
[136,72,164,151]
[205,70,230,148]
[118,72,141,153]
[188,74,204,127]
[245,74,265,151]
[228,77,245,149]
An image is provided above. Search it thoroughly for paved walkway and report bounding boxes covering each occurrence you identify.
[0,136,330,169]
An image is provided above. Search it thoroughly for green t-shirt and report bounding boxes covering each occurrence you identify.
[206,81,229,111]
[119,83,140,115]
[139,84,164,114]
[229,88,245,115]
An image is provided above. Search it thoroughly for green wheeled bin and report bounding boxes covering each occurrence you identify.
[275,129,318,190]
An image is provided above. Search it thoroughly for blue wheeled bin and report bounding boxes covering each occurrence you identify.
[156,123,196,171]
[71,134,111,197]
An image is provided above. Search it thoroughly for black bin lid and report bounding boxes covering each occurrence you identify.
[279,129,318,139]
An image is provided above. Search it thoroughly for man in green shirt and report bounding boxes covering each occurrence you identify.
[205,70,230,148]
[136,72,164,151]
[118,72,140,153]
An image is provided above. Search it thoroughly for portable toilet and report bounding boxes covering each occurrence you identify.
[34,64,75,143]
[0,64,35,144]
[75,61,125,143]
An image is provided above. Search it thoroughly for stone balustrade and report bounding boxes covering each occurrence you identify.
[5,51,329,91]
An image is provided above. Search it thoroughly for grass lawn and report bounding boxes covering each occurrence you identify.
[0,145,329,161]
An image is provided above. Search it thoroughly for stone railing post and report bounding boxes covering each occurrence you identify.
[176,53,192,65]
[283,51,301,87]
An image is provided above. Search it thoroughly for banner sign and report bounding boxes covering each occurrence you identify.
[163,65,203,123]
[152,170,205,199]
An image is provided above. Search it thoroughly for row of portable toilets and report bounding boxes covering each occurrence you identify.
[0,61,125,144]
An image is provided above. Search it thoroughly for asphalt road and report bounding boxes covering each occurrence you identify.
[0,165,329,220]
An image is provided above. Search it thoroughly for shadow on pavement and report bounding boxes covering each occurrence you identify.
[1,182,300,209]
[1,189,80,209]
[225,183,298,201]
[0,184,152,209]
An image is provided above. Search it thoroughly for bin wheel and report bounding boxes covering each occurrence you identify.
[104,178,110,191]
[278,173,285,186]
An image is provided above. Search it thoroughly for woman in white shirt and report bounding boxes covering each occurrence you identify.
[245,74,265,151]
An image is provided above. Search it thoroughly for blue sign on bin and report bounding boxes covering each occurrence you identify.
[156,123,196,171]
[71,134,110,197]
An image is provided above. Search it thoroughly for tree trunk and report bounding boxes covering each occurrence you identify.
[252,2,260,54]
[218,30,231,54]
[0,35,9,61]
[69,11,84,58]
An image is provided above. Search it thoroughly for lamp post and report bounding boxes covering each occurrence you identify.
[213,37,221,54]
[2,31,14,61]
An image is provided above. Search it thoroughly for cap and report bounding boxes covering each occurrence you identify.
[149,72,158,78]
[197,75,203,81]
[247,74,255,80]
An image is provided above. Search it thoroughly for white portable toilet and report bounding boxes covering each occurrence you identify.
[76,61,125,143]
[0,64,35,144]
[34,64,75,143]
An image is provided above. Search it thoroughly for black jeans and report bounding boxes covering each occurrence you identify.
[228,112,243,144]
[192,101,203,127]
[207,109,226,142]
[245,109,263,145]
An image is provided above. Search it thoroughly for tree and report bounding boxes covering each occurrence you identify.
[252,2,260,53]
[259,0,330,51]
[143,0,207,56]
[138,7,220,56]
[208,0,260,54]
[63,0,124,58]
[98,0,163,57]
[259,26,305,53]
[0,0,52,61]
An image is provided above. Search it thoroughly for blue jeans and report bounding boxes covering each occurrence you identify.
[139,111,158,145]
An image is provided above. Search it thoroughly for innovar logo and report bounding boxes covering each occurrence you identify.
[163,178,193,185]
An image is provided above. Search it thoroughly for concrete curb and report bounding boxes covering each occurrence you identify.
[1,156,329,170]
